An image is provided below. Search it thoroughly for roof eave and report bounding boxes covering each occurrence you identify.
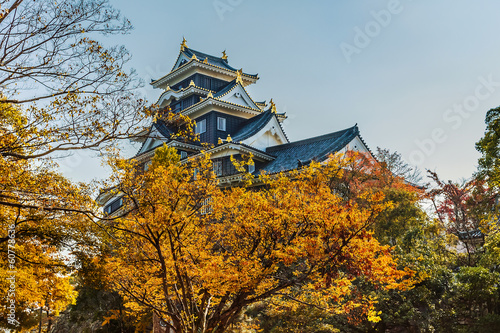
[151,60,258,89]
[180,97,262,118]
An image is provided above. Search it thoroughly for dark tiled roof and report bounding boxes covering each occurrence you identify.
[232,109,275,142]
[134,128,152,157]
[260,125,360,174]
[153,119,174,138]
[183,48,258,78]
[215,79,238,97]
[134,120,172,157]
[458,229,484,240]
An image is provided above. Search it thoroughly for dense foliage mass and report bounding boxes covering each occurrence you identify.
[101,147,413,333]
[0,0,146,330]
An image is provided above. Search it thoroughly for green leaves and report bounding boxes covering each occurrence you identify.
[477,106,500,189]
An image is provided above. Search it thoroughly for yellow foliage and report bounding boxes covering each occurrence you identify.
[0,100,97,329]
[103,147,414,332]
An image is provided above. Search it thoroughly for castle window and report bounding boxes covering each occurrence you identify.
[180,151,187,159]
[195,119,206,134]
[171,101,181,113]
[104,197,123,215]
[144,161,152,171]
[213,160,222,176]
[248,163,255,174]
[200,197,213,215]
[217,117,226,131]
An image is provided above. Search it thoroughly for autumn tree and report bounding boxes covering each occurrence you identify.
[0,1,149,329]
[428,172,497,265]
[0,101,102,330]
[0,0,149,162]
[102,146,413,333]
[249,150,431,332]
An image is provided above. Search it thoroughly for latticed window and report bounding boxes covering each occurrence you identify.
[104,197,123,215]
[195,119,206,134]
[200,197,213,215]
[217,117,226,131]
[213,160,222,176]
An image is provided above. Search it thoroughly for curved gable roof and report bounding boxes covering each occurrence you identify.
[232,109,275,142]
[153,119,175,138]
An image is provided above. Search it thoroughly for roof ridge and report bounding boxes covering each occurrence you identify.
[185,47,225,63]
[314,129,357,162]
[153,53,258,87]
[185,47,259,77]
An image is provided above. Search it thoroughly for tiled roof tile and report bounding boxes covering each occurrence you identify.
[232,109,275,142]
[183,47,258,78]
[260,125,359,174]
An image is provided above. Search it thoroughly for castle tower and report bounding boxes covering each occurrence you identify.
[133,38,370,187]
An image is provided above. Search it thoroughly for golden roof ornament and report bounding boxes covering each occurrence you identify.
[180,37,188,51]
[218,137,223,145]
[203,57,209,64]
[236,68,243,84]
[207,91,213,98]
[221,50,228,60]
[165,85,170,91]
[269,99,277,113]
[189,80,195,87]
[226,134,232,142]
[191,53,198,61]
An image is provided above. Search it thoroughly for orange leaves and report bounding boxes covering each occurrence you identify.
[102,148,415,332]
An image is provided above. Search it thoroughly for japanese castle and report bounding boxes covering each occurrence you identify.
[135,38,371,186]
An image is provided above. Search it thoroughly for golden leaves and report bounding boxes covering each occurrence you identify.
[102,148,415,331]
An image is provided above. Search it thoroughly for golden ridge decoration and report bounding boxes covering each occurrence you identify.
[236,68,243,84]
[180,37,188,51]
[270,99,277,113]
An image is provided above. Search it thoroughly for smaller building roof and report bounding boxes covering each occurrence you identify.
[260,125,360,174]
[457,229,484,240]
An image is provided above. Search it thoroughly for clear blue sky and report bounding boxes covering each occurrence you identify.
[64,0,500,183]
